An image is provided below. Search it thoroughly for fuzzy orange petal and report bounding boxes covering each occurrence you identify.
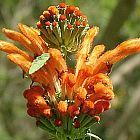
[93,82,114,101]
[86,44,105,65]
[2,28,33,52]
[66,73,75,99]
[76,87,87,101]
[74,65,93,89]
[57,101,68,115]
[18,23,48,55]
[83,73,113,94]
[82,100,94,113]
[90,100,111,115]
[0,41,33,61]
[76,27,99,76]
[68,105,80,118]
[48,48,67,73]
[92,38,140,75]
[7,53,31,73]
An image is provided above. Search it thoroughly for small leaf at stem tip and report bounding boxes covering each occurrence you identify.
[87,133,102,140]
[29,53,50,74]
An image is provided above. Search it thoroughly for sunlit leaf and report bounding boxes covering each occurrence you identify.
[29,53,50,74]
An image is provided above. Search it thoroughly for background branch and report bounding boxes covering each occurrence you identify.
[99,0,137,49]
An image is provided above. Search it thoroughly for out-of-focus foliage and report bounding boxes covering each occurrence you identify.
[0,0,140,140]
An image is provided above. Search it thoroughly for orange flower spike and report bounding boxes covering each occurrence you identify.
[86,44,105,66]
[1,2,140,138]
[76,27,99,77]
[57,101,68,115]
[2,28,33,52]
[0,41,33,61]
[26,90,43,100]
[92,38,140,75]
[48,6,59,15]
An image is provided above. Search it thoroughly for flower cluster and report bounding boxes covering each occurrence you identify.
[24,86,52,118]
[37,2,89,53]
[0,2,140,140]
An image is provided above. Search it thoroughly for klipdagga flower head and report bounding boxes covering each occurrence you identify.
[0,2,140,140]
[37,2,89,54]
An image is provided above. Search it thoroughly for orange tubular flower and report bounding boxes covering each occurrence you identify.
[58,101,68,115]
[0,2,140,140]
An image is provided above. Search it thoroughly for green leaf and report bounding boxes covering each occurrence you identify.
[29,53,50,74]
[37,121,56,135]
[40,118,56,131]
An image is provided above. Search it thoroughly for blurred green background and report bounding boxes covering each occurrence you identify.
[0,0,140,140]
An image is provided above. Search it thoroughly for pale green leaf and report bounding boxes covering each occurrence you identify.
[29,53,50,74]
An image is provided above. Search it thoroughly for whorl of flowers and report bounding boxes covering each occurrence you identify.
[37,2,89,53]
[0,2,140,140]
